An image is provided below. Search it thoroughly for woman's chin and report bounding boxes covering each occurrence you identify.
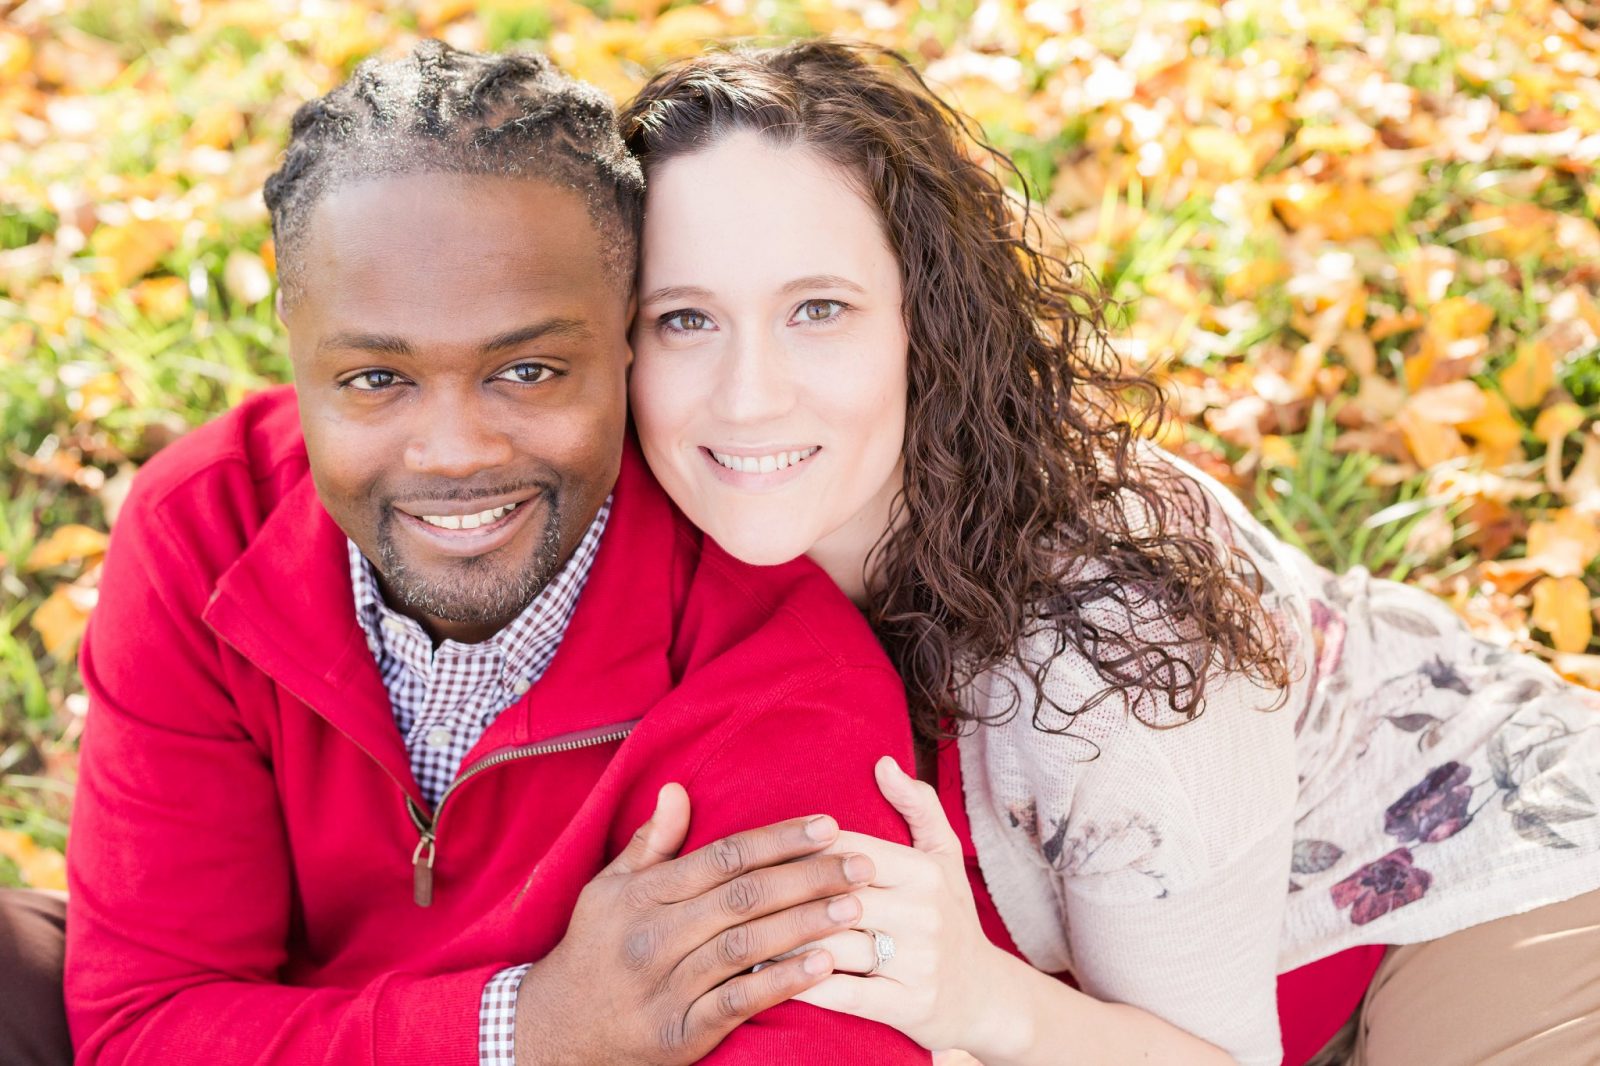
[705,527,812,569]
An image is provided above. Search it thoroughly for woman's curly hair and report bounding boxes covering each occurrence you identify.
[622,39,1289,742]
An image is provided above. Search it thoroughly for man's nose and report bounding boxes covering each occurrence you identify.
[402,396,516,478]
[707,333,796,425]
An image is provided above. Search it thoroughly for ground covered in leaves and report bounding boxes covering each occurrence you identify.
[2,0,1598,888]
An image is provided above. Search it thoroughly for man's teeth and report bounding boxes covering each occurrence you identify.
[418,502,518,530]
[709,447,820,474]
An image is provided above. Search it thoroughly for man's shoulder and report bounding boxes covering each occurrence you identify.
[131,385,306,510]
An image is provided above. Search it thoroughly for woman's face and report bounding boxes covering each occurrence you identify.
[630,131,908,579]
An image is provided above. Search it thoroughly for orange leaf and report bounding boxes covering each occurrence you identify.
[1531,575,1593,654]
[1396,406,1469,468]
[0,830,68,891]
[24,524,108,572]
[185,101,245,150]
[131,276,190,324]
[1457,389,1522,466]
[1427,297,1495,342]
[90,219,179,287]
[1534,402,1586,444]
[1500,340,1555,409]
[1526,509,1600,578]
[30,583,97,659]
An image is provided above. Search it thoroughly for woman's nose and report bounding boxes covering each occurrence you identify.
[707,335,796,425]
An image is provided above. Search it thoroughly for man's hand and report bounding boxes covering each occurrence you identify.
[514,783,876,1065]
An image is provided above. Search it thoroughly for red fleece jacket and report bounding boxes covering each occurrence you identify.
[65,385,927,1066]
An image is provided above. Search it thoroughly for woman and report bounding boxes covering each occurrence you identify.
[619,41,1600,1065]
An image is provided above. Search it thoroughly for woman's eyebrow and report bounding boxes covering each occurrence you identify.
[779,274,866,296]
[641,284,713,305]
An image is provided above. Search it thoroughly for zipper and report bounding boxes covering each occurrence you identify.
[405,723,637,907]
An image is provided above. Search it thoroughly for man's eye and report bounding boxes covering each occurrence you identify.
[496,363,557,385]
[793,299,846,324]
[344,370,399,391]
[659,309,712,334]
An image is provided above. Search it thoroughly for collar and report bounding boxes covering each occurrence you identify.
[202,434,680,807]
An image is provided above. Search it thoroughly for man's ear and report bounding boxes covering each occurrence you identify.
[274,286,287,326]
[624,290,637,371]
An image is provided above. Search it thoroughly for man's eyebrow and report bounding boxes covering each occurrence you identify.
[480,318,592,354]
[315,319,593,358]
[318,332,413,357]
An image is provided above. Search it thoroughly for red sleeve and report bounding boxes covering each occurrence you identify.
[65,496,490,1066]
[681,663,931,1065]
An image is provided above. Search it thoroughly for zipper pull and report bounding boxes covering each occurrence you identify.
[412,835,436,907]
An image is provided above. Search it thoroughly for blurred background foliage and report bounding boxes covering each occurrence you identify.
[2,0,1599,887]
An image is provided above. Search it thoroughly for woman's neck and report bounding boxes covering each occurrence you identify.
[806,463,903,609]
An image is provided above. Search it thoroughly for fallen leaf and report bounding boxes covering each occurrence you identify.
[1500,340,1556,409]
[1531,575,1593,653]
[24,524,108,572]
[1526,508,1600,578]
[30,583,97,659]
[0,829,67,891]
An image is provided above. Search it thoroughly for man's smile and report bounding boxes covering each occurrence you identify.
[391,493,546,558]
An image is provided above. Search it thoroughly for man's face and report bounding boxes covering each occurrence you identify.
[282,172,631,644]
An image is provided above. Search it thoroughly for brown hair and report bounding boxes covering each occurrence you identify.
[622,40,1289,742]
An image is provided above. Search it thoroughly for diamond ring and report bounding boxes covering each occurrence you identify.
[862,928,896,975]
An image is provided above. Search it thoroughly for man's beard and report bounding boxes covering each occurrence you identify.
[374,491,565,629]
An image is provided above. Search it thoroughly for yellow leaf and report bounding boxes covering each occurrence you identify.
[224,249,272,306]
[25,524,109,572]
[1427,297,1495,342]
[0,830,68,891]
[1527,508,1600,578]
[1396,407,1469,468]
[416,0,478,31]
[1532,576,1593,654]
[1457,389,1522,466]
[186,101,245,150]
[131,276,191,324]
[0,29,32,81]
[1404,380,1486,425]
[1294,122,1375,155]
[1259,435,1299,469]
[1534,402,1586,443]
[90,219,179,287]
[31,583,97,659]
[1500,340,1555,409]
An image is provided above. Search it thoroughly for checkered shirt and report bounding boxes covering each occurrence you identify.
[347,498,610,1066]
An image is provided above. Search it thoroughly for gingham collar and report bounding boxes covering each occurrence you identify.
[347,497,611,690]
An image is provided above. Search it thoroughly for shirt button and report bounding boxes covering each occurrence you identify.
[510,677,533,697]
[425,727,453,750]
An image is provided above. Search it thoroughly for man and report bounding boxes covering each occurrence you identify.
[6,41,926,1066]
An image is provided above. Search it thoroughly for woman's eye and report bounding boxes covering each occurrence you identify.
[794,299,845,324]
[659,309,712,333]
[345,370,398,391]
[496,363,556,385]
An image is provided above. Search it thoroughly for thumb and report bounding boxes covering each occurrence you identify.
[874,755,961,856]
[603,782,691,877]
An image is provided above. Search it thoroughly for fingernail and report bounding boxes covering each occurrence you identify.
[803,950,831,975]
[827,895,860,922]
[804,815,837,842]
[844,854,874,884]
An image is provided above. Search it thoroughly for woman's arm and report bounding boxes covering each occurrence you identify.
[794,759,1236,1065]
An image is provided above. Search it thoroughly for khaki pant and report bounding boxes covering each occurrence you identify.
[0,889,71,1066]
[1308,887,1600,1065]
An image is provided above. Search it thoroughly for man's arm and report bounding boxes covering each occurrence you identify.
[673,663,932,1065]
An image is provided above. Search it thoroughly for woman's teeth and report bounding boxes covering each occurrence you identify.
[710,447,820,474]
[419,502,518,530]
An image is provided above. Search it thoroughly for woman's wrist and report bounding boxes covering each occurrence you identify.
[958,945,1047,1064]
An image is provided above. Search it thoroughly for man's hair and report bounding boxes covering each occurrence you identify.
[263,39,643,304]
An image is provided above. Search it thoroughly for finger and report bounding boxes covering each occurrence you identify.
[875,756,963,856]
[791,972,903,1025]
[677,851,875,934]
[779,928,878,974]
[683,949,834,1046]
[676,892,863,988]
[825,832,940,889]
[640,814,841,903]
[601,783,691,878]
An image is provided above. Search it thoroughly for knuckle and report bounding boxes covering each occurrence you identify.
[622,921,662,972]
[715,923,753,968]
[719,874,764,917]
[619,877,657,912]
[706,836,747,878]
[715,981,748,1021]
[656,1014,689,1056]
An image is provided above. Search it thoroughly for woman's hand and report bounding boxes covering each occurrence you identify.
[792,756,1020,1055]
